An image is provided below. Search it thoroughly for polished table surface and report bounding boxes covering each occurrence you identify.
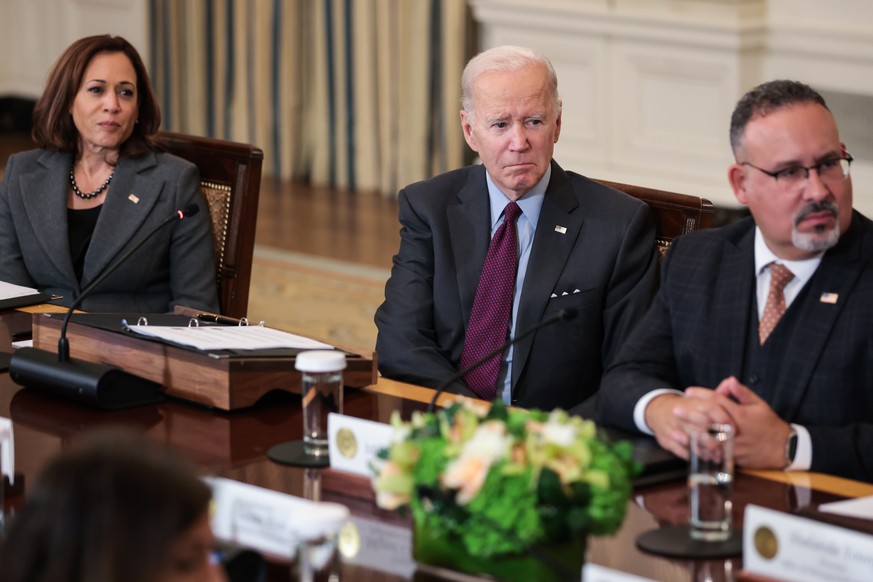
[2,310,872,581]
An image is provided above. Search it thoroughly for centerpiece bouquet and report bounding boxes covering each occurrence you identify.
[371,398,638,581]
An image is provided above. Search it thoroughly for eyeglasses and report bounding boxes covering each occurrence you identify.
[741,154,853,192]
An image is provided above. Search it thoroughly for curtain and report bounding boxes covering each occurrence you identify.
[149,0,473,196]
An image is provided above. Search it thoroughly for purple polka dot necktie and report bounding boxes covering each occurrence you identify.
[460,201,522,400]
[759,262,794,345]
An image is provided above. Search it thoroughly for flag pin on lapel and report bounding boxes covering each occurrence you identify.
[820,292,838,304]
[128,193,140,204]
[554,225,567,234]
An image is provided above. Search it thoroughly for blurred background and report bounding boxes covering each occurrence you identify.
[2,0,872,349]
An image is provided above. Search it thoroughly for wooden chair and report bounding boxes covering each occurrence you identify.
[594,179,714,260]
[153,131,264,318]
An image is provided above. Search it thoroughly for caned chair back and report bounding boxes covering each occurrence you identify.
[594,179,714,260]
[153,132,264,318]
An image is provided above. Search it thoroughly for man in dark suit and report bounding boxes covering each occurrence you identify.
[375,45,658,411]
[594,80,873,482]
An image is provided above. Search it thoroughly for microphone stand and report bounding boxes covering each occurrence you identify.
[427,308,577,413]
[8,205,200,409]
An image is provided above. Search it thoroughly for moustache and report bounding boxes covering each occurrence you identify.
[794,201,838,226]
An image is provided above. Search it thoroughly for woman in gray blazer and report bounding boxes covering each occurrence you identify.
[0,35,218,313]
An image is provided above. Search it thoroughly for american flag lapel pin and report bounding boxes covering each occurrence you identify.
[128,193,140,204]
[554,225,567,234]
[819,292,838,304]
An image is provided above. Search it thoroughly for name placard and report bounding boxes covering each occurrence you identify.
[338,516,415,577]
[206,477,349,558]
[327,413,393,476]
[744,504,873,582]
[0,417,13,485]
[583,563,656,582]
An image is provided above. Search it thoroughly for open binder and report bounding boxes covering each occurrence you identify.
[30,312,377,410]
[0,280,55,311]
[45,313,359,358]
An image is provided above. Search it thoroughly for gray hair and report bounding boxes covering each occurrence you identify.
[461,45,561,122]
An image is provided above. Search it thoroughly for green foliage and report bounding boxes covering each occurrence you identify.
[463,465,543,556]
[373,400,638,559]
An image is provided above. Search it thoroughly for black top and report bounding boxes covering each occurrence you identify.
[67,205,102,283]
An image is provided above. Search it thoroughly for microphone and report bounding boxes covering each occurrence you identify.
[427,308,577,413]
[9,205,200,409]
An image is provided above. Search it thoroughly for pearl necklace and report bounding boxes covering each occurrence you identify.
[70,166,115,200]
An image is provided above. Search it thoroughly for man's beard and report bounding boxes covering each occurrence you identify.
[792,201,841,252]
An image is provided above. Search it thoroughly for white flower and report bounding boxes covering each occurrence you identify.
[376,490,409,511]
[458,397,491,418]
[541,419,576,448]
[390,424,411,444]
[442,454,491,505]
[373,460,412,510]
[441,421,511,504]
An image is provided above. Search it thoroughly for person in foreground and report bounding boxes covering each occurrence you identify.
[0,429,226,582]
[595,79,873,482]
[0,34,218,313]
[375,45,658,411]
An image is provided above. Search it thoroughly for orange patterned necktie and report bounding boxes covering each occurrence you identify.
[759,263,794,345]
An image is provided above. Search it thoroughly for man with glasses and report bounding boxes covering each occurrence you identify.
[592,80,873,482]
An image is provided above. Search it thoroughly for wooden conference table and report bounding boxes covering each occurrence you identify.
[2,309,872,581]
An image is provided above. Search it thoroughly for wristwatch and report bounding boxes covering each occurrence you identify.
[784,427,798,466]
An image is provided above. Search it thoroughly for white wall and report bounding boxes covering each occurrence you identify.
[3,0,872,213]
[0,0,148,99]
[470,0,873,216]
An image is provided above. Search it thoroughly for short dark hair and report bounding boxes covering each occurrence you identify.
[0,429,210,582]
[729,80,829,157]
[32,35,161,158]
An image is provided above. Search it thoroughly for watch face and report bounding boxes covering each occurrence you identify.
[787,431,798,462]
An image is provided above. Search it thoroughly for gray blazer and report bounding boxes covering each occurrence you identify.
[0,148,219,313]
[375,160,659,411]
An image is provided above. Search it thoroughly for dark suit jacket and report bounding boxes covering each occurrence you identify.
[375,161,659,411]
[594,212,873,482]
[0,148,218,313]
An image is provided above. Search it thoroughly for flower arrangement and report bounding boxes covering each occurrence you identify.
[371,398,638,578]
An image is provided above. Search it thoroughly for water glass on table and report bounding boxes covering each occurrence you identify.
[688,423,734,542]
[297,350,346,458]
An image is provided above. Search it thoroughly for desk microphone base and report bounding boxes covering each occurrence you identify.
[8,347,164,410]
[267,440,330,468]
[636,525,742,558]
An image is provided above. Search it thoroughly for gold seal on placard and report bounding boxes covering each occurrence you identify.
[754,526,779,560]
[336,427,358,459]
[338,520,361,558]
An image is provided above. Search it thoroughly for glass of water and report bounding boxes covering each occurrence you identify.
[688,423,734,542]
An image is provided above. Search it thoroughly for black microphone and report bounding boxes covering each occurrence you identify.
[9,205,200,409]
[427,308,577,413]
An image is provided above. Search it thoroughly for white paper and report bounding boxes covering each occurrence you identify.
[0,280,40,301]
[819,496,873,520]
[126,324,333,351]
[0,418,14,485]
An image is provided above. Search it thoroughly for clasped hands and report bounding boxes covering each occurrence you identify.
[645,376,792,469]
